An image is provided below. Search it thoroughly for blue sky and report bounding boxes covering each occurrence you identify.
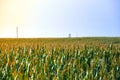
[0,0,120,38]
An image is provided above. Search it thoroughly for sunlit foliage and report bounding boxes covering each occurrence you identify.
[0,38,120,80]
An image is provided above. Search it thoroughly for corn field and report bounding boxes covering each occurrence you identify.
[0,38,120,80]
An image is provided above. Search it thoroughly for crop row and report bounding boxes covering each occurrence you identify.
[0,43,120,80]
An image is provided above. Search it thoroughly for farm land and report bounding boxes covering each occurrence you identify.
[0,37,120,80]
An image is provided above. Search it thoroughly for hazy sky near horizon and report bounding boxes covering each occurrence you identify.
[0,0,120,38]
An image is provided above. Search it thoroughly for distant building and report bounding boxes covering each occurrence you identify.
[68,34,71,38]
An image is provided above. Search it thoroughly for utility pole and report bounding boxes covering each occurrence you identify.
[16,27,18,38]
